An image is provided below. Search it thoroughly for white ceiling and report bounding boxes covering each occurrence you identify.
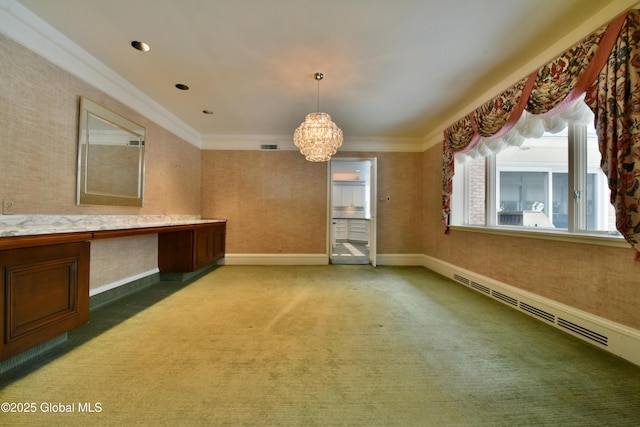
[11,0,634,146]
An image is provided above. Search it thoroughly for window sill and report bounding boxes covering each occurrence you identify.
[448,225,629,249]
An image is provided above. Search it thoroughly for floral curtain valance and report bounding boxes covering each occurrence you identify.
[465,98,595,159]
[442,10,640,258]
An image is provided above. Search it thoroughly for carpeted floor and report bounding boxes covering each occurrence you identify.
[1,265,639,426]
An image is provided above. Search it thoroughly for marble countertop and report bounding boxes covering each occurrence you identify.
[0,215,225,237]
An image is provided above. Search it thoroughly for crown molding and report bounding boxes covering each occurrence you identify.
[0,0,201,148]
[200,134,424,152]
[341,136,424,152]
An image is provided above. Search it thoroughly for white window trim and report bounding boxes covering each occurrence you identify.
[452,120,625,247]
[449,224,627,248]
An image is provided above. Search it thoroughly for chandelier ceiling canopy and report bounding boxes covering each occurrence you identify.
[293,73,343,162]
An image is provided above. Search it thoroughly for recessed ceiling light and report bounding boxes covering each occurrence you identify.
[175,83,189,91]
[130,41,150,52]
[202,110,214,115]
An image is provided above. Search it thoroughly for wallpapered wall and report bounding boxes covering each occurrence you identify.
[0,34,201,216]
[422,143,640,331]
[0,34,202,289]
[200,150,423,255]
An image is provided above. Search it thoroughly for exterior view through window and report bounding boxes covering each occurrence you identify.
[451,122,618,235]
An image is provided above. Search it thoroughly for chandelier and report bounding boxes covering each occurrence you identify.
[293,72,343,162]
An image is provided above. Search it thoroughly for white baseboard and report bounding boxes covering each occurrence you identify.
[223,254,328,265]
[376,253,426,266]
[223,253,427,266]
[423,255,640,367]
[89,268,159,296]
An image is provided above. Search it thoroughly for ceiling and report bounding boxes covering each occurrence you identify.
[13,0,631,146]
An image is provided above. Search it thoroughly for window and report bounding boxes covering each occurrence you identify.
[451,121,618,236]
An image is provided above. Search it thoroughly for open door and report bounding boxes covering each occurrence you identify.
[368,158,377,267]
[329,157,377,266]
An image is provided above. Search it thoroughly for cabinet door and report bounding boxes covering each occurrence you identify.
[332,185,344,206]
[212,224,226,261]
[194,227,213,270]
[158,230,195,272]
[159,223,226,273]
[0,242,90,361]
[352,185,365,207]
[194,223,226,271]
[341,186,354,206]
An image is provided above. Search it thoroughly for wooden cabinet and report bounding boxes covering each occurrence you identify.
[0,219,225,362]
[0,219,225,363]
[0,241,90,361]
[193,223,225,270]
[158,222,226,272]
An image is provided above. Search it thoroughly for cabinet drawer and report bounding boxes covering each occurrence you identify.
[348,220,369,242]
[333,219,348,240]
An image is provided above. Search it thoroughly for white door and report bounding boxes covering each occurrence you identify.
[329,157,377,266]
[368,158,377,267]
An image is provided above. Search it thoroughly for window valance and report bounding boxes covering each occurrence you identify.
[464,97,594,159]
[442,10,640,259]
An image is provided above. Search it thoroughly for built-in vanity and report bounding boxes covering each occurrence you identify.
[0,86,230,365]
[0,215,226,362]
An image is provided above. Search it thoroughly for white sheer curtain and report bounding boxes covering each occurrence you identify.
[461,96,595,159]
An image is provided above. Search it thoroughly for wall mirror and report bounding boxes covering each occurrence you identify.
[77,97,146,207]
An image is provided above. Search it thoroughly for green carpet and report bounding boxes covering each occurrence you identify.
[1,265,639,426]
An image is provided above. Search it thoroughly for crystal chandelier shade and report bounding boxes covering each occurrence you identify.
[293,73,343,162]
[294,112,343,162]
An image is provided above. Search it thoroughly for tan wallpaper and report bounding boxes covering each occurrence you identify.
[1,33,201,290]
[90,235,158,290]
[0,33,201,216]
[422,143,640,330]
[201,150,423,254]
[200,150,327,253]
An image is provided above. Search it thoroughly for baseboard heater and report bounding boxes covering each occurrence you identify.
[453,273,609,347]
[434,259,640,367]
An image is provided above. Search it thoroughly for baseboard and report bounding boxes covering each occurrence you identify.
[224,253,426,266]
[89,269,160,311]
[423,255,640,367]
[376,253,426,266]
[0,333,67,376]
[223,254,329,265]
[159,262,220,282]
[90,268,160,297]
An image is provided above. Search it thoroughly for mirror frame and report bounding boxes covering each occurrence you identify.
[77,96,146,207]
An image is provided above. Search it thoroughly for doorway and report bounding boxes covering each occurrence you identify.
[329,158,377,266]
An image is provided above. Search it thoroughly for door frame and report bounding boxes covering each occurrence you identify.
[327,157,377,266]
